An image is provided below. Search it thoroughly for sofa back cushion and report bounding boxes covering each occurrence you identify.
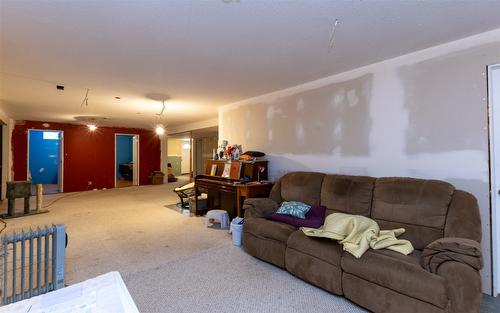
[320,174,375,216]
[371,177,455,249]
[279,172,325,206]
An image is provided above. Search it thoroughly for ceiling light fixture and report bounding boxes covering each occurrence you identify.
[87,124,97,131]
[155,125,165,135]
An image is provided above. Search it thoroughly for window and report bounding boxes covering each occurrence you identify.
[43,131,59,140]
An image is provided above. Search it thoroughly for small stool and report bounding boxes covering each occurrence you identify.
[6,181,32,216]
[205,210,229,229]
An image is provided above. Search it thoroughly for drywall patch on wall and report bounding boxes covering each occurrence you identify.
[270,73,373,155]
[223,74,373,156]
[219,35,500,294]
[405,150,489,181]
[366,68,408,173]
[400,42,500,154]
[265,150,487,183]
[265,153,369,181]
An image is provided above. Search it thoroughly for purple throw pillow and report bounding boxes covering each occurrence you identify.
[268,205,326,228]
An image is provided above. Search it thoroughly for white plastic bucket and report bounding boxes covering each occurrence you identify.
[230,218,244,246]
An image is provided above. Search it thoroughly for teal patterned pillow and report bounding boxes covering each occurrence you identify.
[276,201,311,219]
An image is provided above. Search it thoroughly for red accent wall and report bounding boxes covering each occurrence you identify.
[12,121,161,192]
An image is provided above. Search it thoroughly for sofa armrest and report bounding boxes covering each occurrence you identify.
[436,262,482,313]
[420,237,483,273]
[243,198,279,218]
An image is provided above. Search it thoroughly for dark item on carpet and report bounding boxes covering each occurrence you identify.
[7,181,31,215]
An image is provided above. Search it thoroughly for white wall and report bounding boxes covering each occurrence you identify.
[160,135,167,173]
[219,28,500,294]
[167,118,218,135]
[0,103,14,200]
[181,144,191,174]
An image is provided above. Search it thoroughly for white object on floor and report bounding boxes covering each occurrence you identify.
[205,209,230,229]
[0,271,139,313]
[182,209,191,216]
[230,217,244,246]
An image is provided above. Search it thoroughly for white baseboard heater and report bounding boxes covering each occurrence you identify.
[1,224,66,305]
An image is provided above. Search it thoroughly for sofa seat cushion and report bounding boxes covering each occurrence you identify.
[287,231,343,267]
[244,217,297,243]
[341,249,449,308]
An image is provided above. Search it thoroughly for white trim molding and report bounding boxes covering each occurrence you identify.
[488,64,500,297]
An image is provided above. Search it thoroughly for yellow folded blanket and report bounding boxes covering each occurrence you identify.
[301,213,414,258]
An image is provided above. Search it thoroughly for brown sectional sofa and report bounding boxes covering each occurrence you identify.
[242,172,483,313]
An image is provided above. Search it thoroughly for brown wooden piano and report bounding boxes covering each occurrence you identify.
[194,160,272,218]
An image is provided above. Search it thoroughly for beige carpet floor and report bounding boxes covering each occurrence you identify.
[0,177,230,284]
[1,180,497,312]
[125,244,366,313]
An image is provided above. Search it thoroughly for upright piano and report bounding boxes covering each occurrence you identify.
[194,160,270,218]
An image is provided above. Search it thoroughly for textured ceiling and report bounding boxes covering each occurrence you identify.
[1,0,500,129]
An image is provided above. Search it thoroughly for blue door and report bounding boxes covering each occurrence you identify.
[116,134,134,186]
[29,130,61,186]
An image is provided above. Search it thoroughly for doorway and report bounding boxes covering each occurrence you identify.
[27,130,63,194]
[166,127,218,181]
[488,64,500,296]
[115,134,139,188]
[166,133,192,180]
[192,128,218,176]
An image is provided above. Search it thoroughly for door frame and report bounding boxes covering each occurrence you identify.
[26,129,64,193]
[194,138,203,176]
[114,133,140,188]
[0,124,3,199]
[488,63,500,296]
